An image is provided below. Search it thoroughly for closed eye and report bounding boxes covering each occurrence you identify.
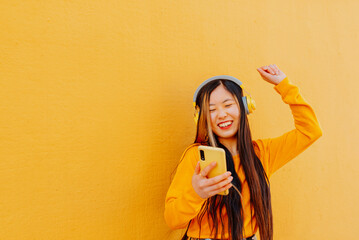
[225,104,232,107]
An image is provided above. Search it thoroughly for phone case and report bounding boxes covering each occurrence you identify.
[198,145,229,195]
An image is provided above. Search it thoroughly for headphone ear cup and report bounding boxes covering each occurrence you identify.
[242,96,256,114]
[247,96,256,113]
[242,96,250,115]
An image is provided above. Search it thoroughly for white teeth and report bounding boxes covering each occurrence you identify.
[219,121,232,127]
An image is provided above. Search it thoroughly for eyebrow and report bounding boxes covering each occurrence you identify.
[209,99,234,106]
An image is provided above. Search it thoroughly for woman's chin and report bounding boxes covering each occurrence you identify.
[215,132,237,140]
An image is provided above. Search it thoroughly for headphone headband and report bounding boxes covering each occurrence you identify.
[193,75,243,105]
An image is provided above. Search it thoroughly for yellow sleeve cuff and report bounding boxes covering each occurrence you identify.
[273,77,290,95]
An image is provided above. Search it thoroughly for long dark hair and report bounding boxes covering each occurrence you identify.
[187,79,273,240]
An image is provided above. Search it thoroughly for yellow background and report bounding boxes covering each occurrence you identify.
[1,1,358,239]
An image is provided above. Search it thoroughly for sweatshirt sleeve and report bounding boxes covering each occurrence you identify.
[253,77,323,178]
[164,144,206,229]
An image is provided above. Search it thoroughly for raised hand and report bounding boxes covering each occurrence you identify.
[257,64,287,85]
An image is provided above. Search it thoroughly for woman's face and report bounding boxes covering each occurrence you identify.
[208,84,240,140]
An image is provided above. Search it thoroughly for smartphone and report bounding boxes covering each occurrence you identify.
[198,145,229,195]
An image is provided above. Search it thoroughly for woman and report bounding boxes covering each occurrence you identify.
[164,64,322,240]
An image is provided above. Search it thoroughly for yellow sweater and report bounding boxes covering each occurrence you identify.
[164,77,323,239]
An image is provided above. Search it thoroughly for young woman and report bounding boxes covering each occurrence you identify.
[164,64,322,240]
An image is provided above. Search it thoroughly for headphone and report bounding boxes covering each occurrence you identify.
[193,75,256,125]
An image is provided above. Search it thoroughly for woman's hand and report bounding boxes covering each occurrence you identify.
[257,64,287,85]
[192,161,233,199]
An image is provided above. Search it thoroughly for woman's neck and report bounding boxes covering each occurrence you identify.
[218,137,238,156]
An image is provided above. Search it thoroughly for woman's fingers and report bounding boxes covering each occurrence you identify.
[266,65,276,75]
[206,171,232,186]
[257,68,274,82]
[269,65,277,74]
[262,65,274,74]
[199,161,217,178]
[257,67,267,76]
[257,64,286,85]
[274,64,283,75]
[257,66,271,76]
[260,65,280,75]
[205,175,233,192]
[193,162,235,198]
[270,64,280,75]
[209,182,233,196]
[194,161,201,175]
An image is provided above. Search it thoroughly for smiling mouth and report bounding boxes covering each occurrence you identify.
[218,121,233,128]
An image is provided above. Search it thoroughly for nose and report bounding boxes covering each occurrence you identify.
[218,108,227,119]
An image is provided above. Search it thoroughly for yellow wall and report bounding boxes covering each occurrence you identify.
[1,1,358,239]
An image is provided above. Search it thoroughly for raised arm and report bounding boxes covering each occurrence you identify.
[254,65,323,177]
